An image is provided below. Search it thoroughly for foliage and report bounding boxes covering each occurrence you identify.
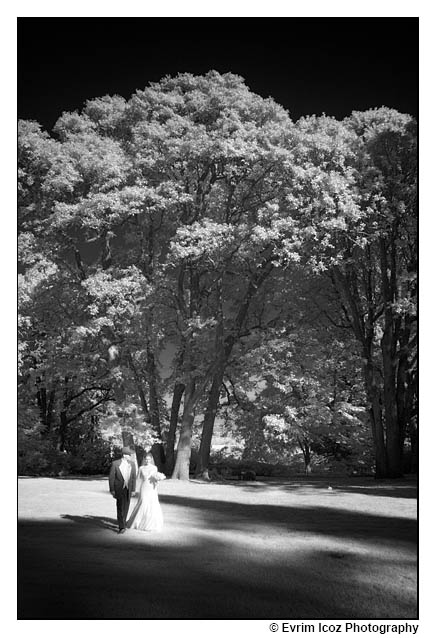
[17,72,417,479]
[221,301,371,473]
[18,430,113,476]
[98,400,162,450]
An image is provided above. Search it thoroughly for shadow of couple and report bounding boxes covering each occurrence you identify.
[61,514,119,532]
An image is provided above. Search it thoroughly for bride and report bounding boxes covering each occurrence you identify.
[127,453,166,532]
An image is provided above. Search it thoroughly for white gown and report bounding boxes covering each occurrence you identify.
[127,464,165,531]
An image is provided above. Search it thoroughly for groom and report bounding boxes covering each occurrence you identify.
[109,447,137,534]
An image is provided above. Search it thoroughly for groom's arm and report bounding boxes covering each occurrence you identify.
[130,462,137,493]
[109,462,116,496]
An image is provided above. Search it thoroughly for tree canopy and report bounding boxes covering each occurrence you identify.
[18,71,417,479]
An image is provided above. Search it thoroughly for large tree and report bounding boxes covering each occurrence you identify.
[18,74,417,481]
[286,109,417,477]
[127,71,299,479]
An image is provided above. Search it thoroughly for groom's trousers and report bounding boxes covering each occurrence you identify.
[116,487,131,530]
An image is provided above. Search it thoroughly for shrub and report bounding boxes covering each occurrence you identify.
[67,439,113,475]
[18,429,113,476]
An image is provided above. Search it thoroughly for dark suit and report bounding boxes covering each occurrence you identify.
[109,458,136,531]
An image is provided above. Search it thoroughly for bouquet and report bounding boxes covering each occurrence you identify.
[150,471,166,486]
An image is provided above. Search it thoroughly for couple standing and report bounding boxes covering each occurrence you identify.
[109,447,166,534]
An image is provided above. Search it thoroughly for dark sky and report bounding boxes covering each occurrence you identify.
[18,17,418,131]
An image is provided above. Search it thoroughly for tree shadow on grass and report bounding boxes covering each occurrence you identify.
[209,477,417,499]
[40,475,108,481]
[20,475,417,499]
[158,494,417,546]
[209,476,417,498]
[18,479,417,619]
[18,515,417,620]
[326,482,417,499]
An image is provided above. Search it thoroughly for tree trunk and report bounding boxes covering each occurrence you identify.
[146,344,165,470]
[128,352,150,421]
[332,266,390,478]
[299,440,312,474]
[151,443,165,472]
[57,410,67,452]
[396,324,416,474]
[46,389,56,431]
[172,381,196,480]
[37,386,56,431]
[128,354,156,468]
[196,275,225,479]
[409,423,418,474]
[396,352,408,454]
[407,370,418,474]
[165,382,185,475]
[363,360,387,478]
[196,372,223,479]
[379,239,403,478]
[195,265,273,477]
[382,341,402,478]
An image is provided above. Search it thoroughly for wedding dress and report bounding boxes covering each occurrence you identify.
[127,464,165,531]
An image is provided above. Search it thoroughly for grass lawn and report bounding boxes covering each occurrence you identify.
[18,475,417,620]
